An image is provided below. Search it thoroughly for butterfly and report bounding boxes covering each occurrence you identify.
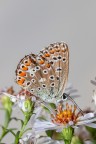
[15,42,69,102]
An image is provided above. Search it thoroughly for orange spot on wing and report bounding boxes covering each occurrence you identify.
[56,48,60,52]
[46,63,50,68]
[62,49,66,52]
[21,65,28,71]
[25,59,32,66]
[44,53,50,57]
[49,50,55,54]
[17,78,25,86]
[18,71,26,77]
[41,55,45,59]
[39,59,45,65]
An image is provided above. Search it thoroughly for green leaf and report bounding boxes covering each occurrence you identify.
[46,130,54,138]
[49,103,56,109]
[46,130,64,140]
[71,136,84,144]
[52,131,64,140]
[42,106,51,113]
[86,126,96,139]
[38,116,47,121]
[92,140,96,144]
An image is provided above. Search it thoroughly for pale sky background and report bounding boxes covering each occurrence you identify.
[0,0,96,143]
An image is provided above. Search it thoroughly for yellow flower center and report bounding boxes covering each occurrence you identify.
[51,103,81,125]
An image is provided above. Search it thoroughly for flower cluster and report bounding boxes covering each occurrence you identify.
[0,84,96,144]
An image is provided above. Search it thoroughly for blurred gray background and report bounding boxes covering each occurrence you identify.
[0,0,96,143]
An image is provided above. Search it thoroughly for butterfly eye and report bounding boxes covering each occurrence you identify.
[24,59,31,66]
[18,70,26,77]
[20,64,28,71]
[62,93,67,100]
[17,77,25,86]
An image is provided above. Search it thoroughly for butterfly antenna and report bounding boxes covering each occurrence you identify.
[64,93,84,115]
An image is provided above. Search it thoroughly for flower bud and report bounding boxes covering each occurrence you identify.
[1,95,13,113]
[22,99,34,113]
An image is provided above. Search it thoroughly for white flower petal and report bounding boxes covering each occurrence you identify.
[36,137,61,144]
[85,122,96,128]
[77,117,96,126]
[26,133,32,139]
[31,107,43,125]
[31,96,36,102]
[20,95,25,100]
[18,101,24,108]
[77,113,94,121]
[3,92,16,100]
[23,137,28,141]
[33,120,61,133]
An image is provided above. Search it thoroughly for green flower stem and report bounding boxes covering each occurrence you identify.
[14,113,32,144]
[19,114,31,138]
[0,109,12,142]
[14,100,35,144]
[0,96,13,142]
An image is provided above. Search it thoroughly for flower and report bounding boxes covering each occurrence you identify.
[19,133,33,144]
[32,102,96,134]
[19,133,61,144]
[1,89,36,112]
[0,87,15,112]
[51,103,81,125]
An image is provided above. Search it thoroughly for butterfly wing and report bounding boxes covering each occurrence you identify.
[15,42,69,101]
[39,42,69,98]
